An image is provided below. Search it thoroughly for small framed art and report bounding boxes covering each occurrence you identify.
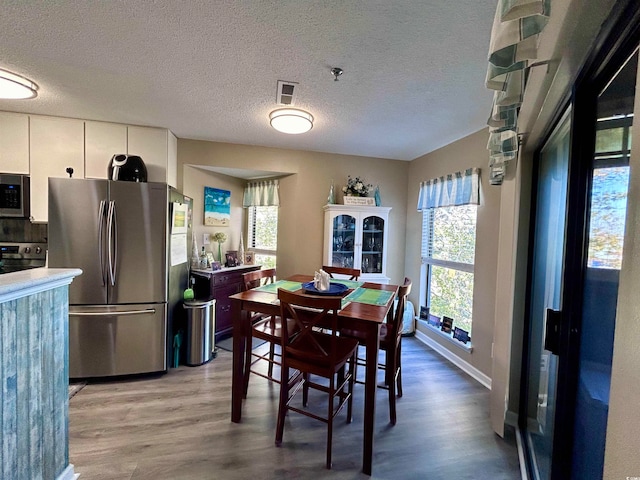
[225,250,239,267]
[427,314,441,328]
[244,252,255,265]
[441,316,453,333]
[453,327,471,344]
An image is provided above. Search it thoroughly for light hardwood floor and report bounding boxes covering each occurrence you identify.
[69,337,520,479]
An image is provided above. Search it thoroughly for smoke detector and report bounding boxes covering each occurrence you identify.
[330,67,343,81]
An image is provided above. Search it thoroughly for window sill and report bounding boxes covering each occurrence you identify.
[415,317,473,353]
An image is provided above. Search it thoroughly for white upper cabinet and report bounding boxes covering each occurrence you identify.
[85,121,127,179]
[1,112,178,221]
[0,112,29,174]
[30,116,85,222]
[85,122,178,186]
[128,126,177,186]
[167,130,177,188]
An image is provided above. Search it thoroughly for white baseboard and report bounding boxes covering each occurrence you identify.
[56,464,79,480]
[414,329,492,389]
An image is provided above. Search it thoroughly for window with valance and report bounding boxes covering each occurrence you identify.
[243,179,279,268]
[417,168,480,335]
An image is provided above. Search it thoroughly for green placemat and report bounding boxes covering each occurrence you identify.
[330,279,364,289]
[253,280,302,294]
[344,287,394,306]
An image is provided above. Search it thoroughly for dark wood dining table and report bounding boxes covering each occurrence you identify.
[229,274,398,475]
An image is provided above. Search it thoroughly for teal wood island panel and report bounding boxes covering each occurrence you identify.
[1,286,70,480]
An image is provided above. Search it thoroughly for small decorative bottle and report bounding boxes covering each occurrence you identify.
[199,246,208,269]
[327,180,335,205]
[374,185,382,206]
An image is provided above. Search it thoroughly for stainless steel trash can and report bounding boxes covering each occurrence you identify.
[183,299,216,366]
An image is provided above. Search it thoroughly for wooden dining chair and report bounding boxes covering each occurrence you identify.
[322,265,361,280]
[241,268,296,396]
[276,289,359,469]
[341,277,412,425]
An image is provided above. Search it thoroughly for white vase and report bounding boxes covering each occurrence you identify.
[190,233,200,269]
[238,232,245,265]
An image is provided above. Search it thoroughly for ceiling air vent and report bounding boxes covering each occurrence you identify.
[276,80,298,105]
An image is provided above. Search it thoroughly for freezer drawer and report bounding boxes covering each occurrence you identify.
[69,303,167,379]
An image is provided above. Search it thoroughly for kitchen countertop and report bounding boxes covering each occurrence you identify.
[0,267,83,303]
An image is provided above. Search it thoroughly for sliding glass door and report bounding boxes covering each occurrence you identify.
[570,48,636,480]
[521,14,638,479]
[522,109,571,480]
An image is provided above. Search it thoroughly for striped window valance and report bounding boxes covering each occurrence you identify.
[242,179,280,207]
[417,168,480,211]
[485,0,551,185]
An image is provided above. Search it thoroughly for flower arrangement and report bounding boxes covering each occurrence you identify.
[342,175,373,197]
[212,232,227,262]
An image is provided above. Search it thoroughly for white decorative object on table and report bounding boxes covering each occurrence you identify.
[314,269,331,291]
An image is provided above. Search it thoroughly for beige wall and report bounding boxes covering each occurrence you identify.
[404,128,501,376]
[178,140,409,282]
[183,166,247,262]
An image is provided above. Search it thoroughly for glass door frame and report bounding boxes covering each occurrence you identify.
[519,2,640,478]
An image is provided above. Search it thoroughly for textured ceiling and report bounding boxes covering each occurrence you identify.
[0,1,496,161]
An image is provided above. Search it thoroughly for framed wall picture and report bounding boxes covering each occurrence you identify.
[204,187,231,226]
[244,252,255,265]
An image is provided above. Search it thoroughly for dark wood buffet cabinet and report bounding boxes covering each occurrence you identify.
[191,265,261,341]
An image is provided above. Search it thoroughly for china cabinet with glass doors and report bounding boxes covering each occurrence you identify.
[323,205,391,284]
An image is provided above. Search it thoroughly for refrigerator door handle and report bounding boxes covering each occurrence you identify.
[107,200,116,286]
[70,308,156,317]
[112,201,118,283]
[98,199,107,286]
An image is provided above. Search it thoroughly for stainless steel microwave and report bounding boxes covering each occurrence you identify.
[0,174,30,218]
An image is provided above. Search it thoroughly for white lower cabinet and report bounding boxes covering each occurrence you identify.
[0,112,29,174]
[323,204,391,284]
[29,116,85,222]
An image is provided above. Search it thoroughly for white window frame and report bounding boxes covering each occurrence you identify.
[420,206,477,336]
[247,205,278,262]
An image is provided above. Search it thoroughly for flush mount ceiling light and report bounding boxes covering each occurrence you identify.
[269,108,314,134]
[0,68,38,99]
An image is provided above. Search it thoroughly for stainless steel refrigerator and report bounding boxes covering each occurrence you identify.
[48,178,191,378]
